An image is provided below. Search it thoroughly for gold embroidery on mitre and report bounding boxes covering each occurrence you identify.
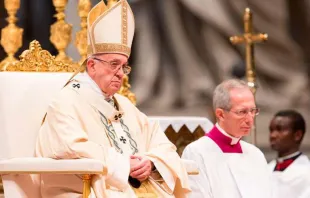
[87,43,131,57]
[6,40,79,72]
[121,1,128,45]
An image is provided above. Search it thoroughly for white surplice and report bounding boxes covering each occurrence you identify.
[182,135,273,198]
[268,154,310,198]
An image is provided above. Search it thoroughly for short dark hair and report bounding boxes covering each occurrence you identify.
[275,110,306,140]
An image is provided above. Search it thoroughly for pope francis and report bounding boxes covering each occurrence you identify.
[35,0,190,197]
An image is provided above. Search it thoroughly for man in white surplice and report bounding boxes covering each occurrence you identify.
[182,79,272,198]
[35,0,190,197]
[268,110,310,198]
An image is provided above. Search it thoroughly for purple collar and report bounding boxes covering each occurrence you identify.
[206,126,243,153]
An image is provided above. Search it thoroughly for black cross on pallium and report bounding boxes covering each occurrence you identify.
[114,114,122,121]
[120,136,126,144]
[72,83,80,89]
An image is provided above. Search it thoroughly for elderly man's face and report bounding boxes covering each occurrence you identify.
[217,88,256,137]
[87,53,128,96]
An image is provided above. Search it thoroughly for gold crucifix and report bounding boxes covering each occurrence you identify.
[230,8,268,145]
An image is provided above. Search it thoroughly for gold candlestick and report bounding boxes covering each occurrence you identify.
[0,0,23,71]
[50,0,73,64]
[75,0,91,65]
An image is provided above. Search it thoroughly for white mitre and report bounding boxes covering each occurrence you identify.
[87,0,135,58]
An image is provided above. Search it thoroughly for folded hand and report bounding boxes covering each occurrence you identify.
[130,155,154,182]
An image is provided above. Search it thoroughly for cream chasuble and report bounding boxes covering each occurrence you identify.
[82,72,138,157]
[35,74,190,198]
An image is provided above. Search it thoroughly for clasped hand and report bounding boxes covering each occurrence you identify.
[130,155,154,182]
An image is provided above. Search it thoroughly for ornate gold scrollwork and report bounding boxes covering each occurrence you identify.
[6,40,79,72]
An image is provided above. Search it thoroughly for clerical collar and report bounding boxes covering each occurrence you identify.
[82,72,112,100]
[277,151,302,163]
[215,123,241,145]
[206,125,243,153]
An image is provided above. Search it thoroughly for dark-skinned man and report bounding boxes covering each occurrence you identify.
[268,109,310,198]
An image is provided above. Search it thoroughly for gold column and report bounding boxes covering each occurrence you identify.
[75,0,91,65]
[50,0,73,64]
[0,0,23,71]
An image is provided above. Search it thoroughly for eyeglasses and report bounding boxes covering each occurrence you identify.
[226,107,260,117]
[92,57,131,75]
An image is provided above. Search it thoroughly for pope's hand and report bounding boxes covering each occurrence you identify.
[130,155,154,182]
[130,156,140,169]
